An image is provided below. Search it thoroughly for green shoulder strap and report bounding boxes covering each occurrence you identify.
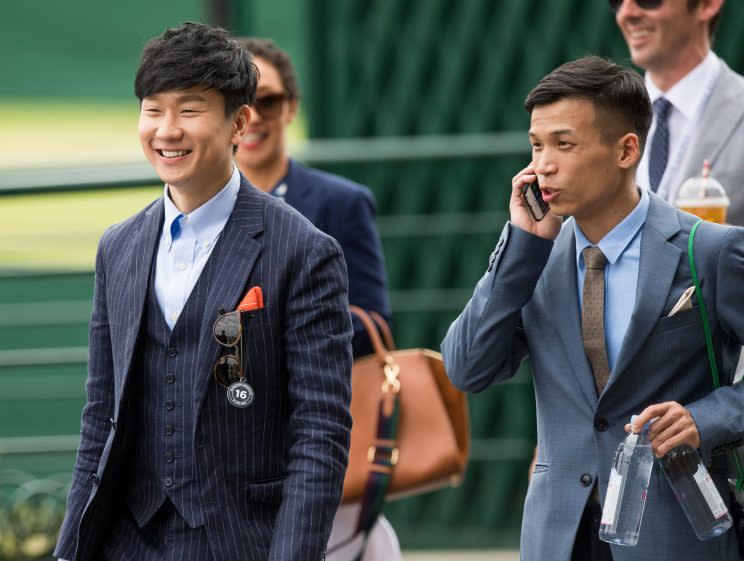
[688,219,744,490]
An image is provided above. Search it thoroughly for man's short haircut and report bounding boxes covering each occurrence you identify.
[524,55,652,153]
[135,22,258,116]
[237,37,300,101]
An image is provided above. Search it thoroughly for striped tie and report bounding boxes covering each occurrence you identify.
[648,97,672,193]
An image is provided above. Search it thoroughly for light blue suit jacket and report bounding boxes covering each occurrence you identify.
[442,193,744,561]
[679,61,744,227]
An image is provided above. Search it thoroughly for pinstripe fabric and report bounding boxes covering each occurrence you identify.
[125,259,214,528]
[282,160,391,358]
[55,176,353,561]
[103,501,213,561]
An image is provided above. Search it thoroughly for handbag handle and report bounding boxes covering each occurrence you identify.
[369,310,396,351]
[688,219,744,490]
[332,306,401,560]
[349,305,394,360]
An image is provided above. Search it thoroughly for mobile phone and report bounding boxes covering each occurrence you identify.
[521,181,549,221]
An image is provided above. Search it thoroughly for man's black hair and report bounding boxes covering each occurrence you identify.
[135,22,258,116]
[525,55,652,152]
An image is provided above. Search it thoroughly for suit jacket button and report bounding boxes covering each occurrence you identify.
[165,425,174,436]
[167,347,177,357]
[580,473,593,487]
[164,476,174,487]
[594,418,609,432]
[91,474,99,486]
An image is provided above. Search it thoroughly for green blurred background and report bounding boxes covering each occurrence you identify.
[1,1,743,558]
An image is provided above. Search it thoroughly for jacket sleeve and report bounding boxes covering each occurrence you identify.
[441,223,554,393]
[55,237,116,560]
[268,234,353,561]
[686,226,744,460]
[333,187,391,358]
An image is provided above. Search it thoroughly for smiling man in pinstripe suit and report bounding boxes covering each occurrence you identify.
[54,22,354,561]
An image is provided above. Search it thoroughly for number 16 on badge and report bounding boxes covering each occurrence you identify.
[228,380,255,408]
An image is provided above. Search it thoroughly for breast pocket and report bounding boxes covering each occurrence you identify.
[652,306,701,334]
[239,307,273,351]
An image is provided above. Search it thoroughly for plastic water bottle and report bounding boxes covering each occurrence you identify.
[660,444,733,540]
[599,416,655,546]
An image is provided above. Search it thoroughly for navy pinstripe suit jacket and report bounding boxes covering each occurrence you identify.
[282,159,390,357]
[55,176,354,561]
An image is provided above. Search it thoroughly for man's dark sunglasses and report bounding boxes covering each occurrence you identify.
[609,0,663,12]
[253,93,287,120]
[213,310,243,388]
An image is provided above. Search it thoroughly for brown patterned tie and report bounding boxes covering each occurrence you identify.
[582,247,610,394]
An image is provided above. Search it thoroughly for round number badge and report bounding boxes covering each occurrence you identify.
[227,381,255,408]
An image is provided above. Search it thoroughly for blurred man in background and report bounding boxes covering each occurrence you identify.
[55,22,353,561]
[612,0,744,225]
[235,38,399,561]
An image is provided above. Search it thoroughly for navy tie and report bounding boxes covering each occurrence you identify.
[648,97,672,193]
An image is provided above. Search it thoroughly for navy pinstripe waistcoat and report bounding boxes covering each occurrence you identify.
[55,175,354,561]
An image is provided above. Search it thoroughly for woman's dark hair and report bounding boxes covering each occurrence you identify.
[237,37,300,101]
[135,22,258,116]
[525,55,652,151]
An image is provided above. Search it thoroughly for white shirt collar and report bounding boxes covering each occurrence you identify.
[162,165,240,248]
[645,51,721,121]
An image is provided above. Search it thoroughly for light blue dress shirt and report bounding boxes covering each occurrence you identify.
[574,188,650,372]
[155,165,240,330]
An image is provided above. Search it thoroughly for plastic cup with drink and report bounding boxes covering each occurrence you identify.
[675,160,730,224]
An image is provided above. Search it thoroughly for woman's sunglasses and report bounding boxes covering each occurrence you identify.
[212,310,243,388]
[609,0,663,12]
[253,93,287,120]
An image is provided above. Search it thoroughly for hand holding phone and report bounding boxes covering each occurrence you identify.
[509,165,562,241]
[521,181,549,221]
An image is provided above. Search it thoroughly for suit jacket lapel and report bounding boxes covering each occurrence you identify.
[546,222,599,405]
[609,195,682,385]
[682,62,744,180]
[193,178,265,409]
[118,199,163,401]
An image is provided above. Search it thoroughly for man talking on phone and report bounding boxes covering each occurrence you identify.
[442,55,744,560]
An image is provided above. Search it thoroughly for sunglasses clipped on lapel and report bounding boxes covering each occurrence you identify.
[212,286,264,394]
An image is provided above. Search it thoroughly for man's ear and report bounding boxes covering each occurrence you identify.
[231,104,250,144]
[617,132,641,170]
[696,0,724,25]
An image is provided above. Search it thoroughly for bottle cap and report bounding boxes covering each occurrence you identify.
[629,415,655,432]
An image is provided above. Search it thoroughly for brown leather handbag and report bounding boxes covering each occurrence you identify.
[342,306,470,504]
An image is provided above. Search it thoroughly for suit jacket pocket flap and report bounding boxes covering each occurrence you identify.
[245,476,285,504]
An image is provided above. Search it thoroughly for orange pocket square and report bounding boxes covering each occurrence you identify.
[237,286,264,312]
